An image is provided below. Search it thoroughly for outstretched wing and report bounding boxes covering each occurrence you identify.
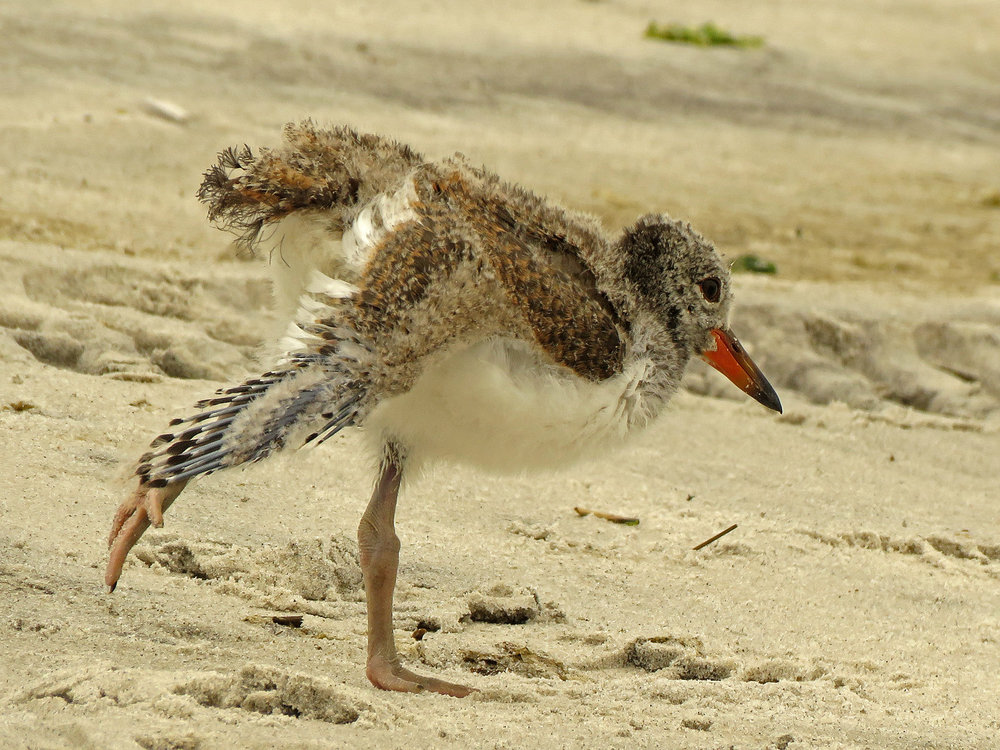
[137,281,373,487]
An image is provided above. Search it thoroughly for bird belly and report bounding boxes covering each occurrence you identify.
[364,339,657,472]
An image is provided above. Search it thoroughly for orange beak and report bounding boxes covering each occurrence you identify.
[700,328,782,413]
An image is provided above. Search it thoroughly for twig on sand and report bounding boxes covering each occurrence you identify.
[693,524,738,550]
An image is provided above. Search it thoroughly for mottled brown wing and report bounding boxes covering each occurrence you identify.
[484,224,624,381]
[197,121,423,249]
[442,179,624,382]
[349,210,469,338]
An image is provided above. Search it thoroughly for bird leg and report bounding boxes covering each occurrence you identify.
[106,480,188,591]
[357,445,474,697]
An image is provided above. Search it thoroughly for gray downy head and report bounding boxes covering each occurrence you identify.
[619,214,731,357]
[617,214,781,413]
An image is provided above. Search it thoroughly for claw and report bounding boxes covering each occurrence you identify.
[105,480,187,591]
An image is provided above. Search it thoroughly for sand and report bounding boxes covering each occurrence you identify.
[2,1,999,748]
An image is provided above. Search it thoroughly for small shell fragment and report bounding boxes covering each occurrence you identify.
[142,97,189,124]
[573,507,640,525]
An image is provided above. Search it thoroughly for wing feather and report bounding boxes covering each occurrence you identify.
[437,173,625,381]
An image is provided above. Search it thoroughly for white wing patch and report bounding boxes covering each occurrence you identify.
[304,269,360,299]
[341,178,419,271]
[259,175,419,342]
[279,270,360,356]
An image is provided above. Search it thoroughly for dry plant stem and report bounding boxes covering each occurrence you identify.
[692,523,738,551]
[105,480,188,590]
[357,448,474,698]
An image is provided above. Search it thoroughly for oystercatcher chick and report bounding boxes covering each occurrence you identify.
[106,122,782,697]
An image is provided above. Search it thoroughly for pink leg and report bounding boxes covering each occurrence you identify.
[357,446,473,697]
[106,480,188,590]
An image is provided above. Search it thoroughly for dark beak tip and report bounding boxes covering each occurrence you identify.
[757,385,783,414]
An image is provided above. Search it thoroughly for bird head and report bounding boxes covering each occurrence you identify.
[619,214,782,413]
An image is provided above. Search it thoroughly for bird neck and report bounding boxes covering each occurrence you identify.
[589,235,691,417]
[615,309,691,429]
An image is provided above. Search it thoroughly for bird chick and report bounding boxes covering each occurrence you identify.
[106,122,781,697]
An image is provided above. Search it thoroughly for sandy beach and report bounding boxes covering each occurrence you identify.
[2,1,999,747]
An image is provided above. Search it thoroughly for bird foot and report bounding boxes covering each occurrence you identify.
[366,655,475,697]
[106,480,187,591]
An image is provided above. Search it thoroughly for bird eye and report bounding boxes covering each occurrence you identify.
[698,277,721,303]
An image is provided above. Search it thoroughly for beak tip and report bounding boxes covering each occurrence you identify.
[759,386,783,414]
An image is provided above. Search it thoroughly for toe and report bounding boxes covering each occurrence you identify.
[366,657,475,697]
[419,678,476,698]
[105,480,186,590]
[147,488,166,527]
[401,668,476,698]
[105,508,151,589]
[107,487,145,548]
